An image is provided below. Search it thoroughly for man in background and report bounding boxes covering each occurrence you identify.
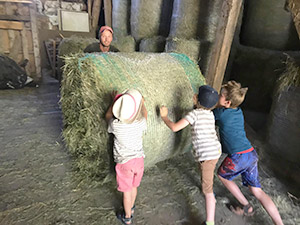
[84,26,119,53]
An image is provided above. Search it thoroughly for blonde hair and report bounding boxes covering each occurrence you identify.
[221,81,248,108]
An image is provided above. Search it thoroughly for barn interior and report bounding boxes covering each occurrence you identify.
[0,0,299,224]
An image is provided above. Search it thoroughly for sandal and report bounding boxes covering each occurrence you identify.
[230,203,254,216]
[131,205,135,215]
[117,211,133,225]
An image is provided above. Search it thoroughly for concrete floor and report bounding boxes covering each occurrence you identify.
[0,73,299,225]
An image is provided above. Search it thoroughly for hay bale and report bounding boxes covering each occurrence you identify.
[165,38,201,64]
[58,36,98,57]
[241,0,299,50]
[57,36,98,80]
[112,0,130,38]
[169,0,222,42]
[111,35,136,52]
[130,0,165,41]
[61,52,205,177]
[267,58,300,164]
[139,36,166,52]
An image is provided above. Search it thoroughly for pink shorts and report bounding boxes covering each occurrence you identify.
[116,157,144,192]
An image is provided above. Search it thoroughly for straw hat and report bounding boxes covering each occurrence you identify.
[112,89,142,123]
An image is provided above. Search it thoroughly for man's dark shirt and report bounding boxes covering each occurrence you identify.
[83,42,119,53]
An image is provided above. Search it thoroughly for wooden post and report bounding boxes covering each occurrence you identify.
[88,0,92,27]
[20,28,30,75]
[103,0,112,27]
[30,1,41,79]
[205,0,243,92]
[92,0,102,28]
[287,0,300,39]
[52,40,56,78]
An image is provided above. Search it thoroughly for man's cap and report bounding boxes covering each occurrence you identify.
[198,85,219,108]
[99,25,113,34]
[112,89,142,123]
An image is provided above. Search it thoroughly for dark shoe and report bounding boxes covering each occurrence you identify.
[117,211,132,225]
[230,203,254,216]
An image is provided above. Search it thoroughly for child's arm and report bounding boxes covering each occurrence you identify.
[160,106,189,132]
[105,105,113,123]
[105,90,118,123]
[141,97,148,120]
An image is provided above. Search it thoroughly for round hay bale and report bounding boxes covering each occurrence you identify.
[131,0,168,41]
[111,35,136,52]
[139,36,166,52]
[165,38,201,64]
[61,52,205,177]
[241,0,299,50]
[169,0,222,42]
[112,0,130,38]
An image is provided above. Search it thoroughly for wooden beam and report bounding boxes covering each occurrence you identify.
[0,20,23,30]
[288,0,300,39]
[0,15,31,21]
[88,0,92,27]
[103,0,112,27]
[205,0,243,92]
[30,1,41,79]
[0,0,32,3]
[92,0,102,28]
[21,28,30,74]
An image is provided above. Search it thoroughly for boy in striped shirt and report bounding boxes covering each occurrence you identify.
[160,85,221,225]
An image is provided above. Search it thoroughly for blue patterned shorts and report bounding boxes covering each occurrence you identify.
[218,150,261,187]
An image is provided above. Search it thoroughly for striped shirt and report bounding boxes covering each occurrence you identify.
[184,109,221,162]
[108,118,147,164]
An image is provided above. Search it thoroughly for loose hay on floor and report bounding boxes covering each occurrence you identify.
[60,52,205,177]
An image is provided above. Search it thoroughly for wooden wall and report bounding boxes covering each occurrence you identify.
[0,0,41,80]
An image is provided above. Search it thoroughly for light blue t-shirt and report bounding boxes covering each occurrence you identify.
[213,107,252,155]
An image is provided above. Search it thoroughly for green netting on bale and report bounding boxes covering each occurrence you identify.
[61,52,205,178]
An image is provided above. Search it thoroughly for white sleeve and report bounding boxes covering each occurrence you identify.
[184,110,196,126]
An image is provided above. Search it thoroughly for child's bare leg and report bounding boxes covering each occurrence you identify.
[123,191,132,218]
[205,192,216,222]
[131,187,137,209]
[218,175,250,207]
[249,186,283,225]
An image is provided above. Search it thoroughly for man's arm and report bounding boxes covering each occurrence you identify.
[160,106,189,132]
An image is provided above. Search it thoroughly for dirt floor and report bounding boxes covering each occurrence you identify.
[0,71,299,225]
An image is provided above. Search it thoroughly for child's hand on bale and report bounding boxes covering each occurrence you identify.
[160,106,168,118]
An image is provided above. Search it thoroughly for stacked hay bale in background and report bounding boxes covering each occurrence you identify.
[112,0,131,38]
[57,36,98,80]
[165,38,201,63]
[61,52,205,177]
[111,35,136,52]
[139,36,166,52]
[130,0,173,42]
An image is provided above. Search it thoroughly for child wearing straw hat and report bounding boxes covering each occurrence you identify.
[160,85,221,225]
[105,89,147,225]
